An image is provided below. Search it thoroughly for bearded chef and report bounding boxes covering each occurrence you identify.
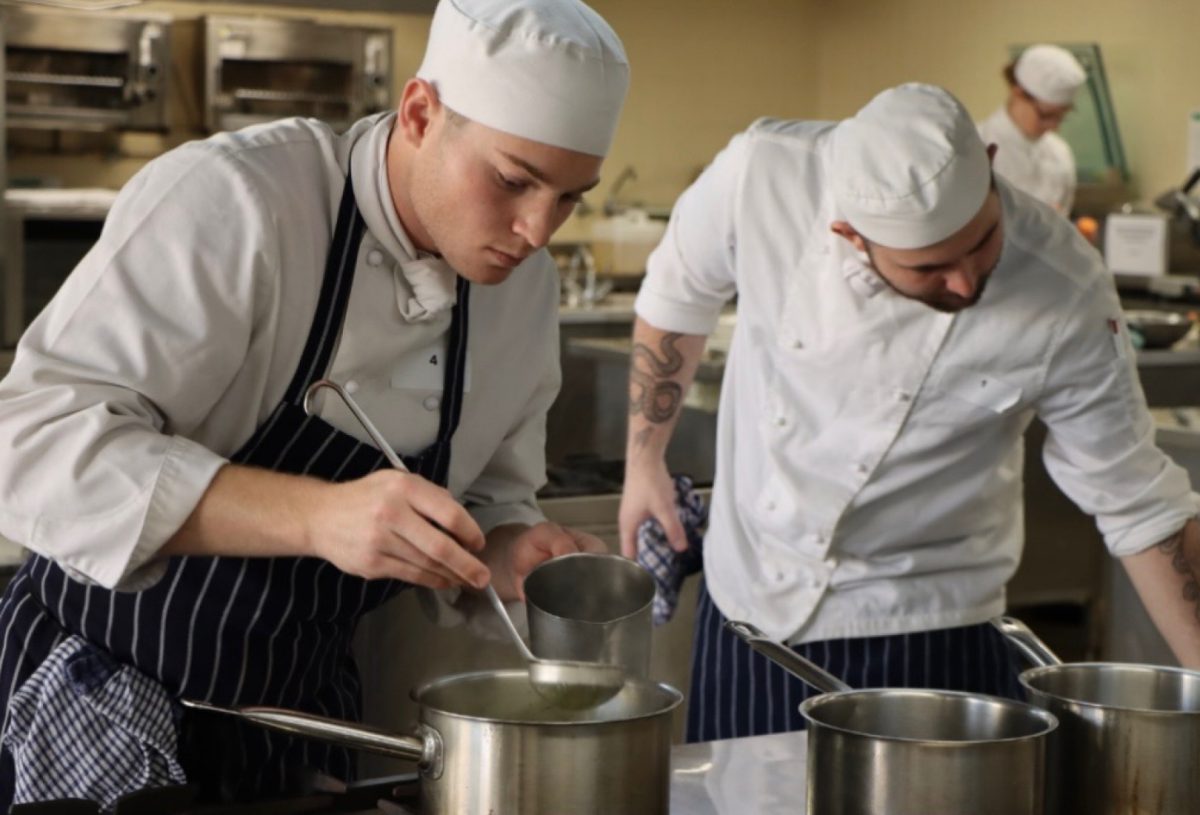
[978,43,1087,214]
[619,83,1200,743]
[0,0,628,806]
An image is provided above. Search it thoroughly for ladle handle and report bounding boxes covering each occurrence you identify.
[305,379,539,665]
[725,620,852,693]
[991,616,1064,668]
[304,379,409,473]
[180,699,431,764]
[484,582,536,662]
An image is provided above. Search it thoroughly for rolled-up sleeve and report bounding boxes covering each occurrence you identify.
[1037,276,1199,556]
[0,145,280,589]
[633,133,745,336]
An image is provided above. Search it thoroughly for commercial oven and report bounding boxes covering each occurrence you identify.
[3,7,170,132]
[205,14,392,133]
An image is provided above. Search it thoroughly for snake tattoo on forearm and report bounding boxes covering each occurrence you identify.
[630,332,685,432]
[1158,517,1200,624]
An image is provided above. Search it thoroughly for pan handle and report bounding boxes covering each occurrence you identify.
[990,616,1064,668]
[724,620,852,693]
[180,699,436,767]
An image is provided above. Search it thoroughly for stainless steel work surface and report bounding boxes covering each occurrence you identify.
[670,731,808,814]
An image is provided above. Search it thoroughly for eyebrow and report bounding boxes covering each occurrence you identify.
[904,221,1000,272]
[499,151,601,195]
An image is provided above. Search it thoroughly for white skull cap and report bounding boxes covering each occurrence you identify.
[831,83,991,250]
[1014,44,1086,106]
[417,0,629,157]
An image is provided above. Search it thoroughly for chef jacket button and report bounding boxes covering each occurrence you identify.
[897,391,912,402]
[765,500,777,512]
[423,395,441,411]
[775,415,788,427]
[791,338,803,349]
[344,380,359,394]
[366,249,384,267]
[773,571,786,584]
[856,462,870,475]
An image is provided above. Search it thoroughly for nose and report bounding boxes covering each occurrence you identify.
[943,267,981,299]
[513,200,558,249]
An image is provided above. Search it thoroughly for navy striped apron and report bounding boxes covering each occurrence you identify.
[686,579,1026,743]
[0,168,472,803]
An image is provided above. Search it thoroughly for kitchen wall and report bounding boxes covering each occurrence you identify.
[7,1,1198,209]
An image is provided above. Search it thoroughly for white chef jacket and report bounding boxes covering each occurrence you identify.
[635,118,1198,644]
[0,113,560,590]
[978,107,1077,214]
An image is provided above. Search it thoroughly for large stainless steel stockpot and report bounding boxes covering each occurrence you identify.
[186,669,681,815]
[728,621,1057,815]
[995,616,1200,815]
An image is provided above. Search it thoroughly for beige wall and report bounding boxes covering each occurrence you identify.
[807,0,1200,203]
[12,1,1192,209]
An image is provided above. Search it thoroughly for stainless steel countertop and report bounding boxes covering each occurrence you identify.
[558,291,638,324]
[671,731,808,814]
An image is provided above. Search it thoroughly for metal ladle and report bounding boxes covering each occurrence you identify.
[303,378,625,710]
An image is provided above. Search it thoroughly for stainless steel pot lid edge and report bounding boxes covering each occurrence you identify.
[1019,663,1200,717]
[797,688,1059,745]
[411,668,684,726]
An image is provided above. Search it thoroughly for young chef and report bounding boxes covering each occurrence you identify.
[978,44,1087,214]
[619,83,1200,742]
[0,0,628,805]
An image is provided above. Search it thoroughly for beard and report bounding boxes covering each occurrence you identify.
[864,245,997,313]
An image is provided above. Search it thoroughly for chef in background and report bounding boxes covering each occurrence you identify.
[0,0,627,807]
[978,43,1086,214]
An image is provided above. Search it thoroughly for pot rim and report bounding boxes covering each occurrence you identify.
[524,552,656,627]
[411,668,684,726]
[798,688,1059,745]
[1019,662,1200,717]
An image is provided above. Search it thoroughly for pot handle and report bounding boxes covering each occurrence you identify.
[724,620,852,693]
[990,616,1064,668]
[180,699,436,767]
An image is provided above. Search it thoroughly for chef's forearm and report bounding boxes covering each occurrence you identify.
[1120,517,1200,669]
[162,464,324,559]
[625,317,707,462]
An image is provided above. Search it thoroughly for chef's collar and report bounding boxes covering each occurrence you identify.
[351,113,458,322]
[994,105,1038,145]
[836,238,888,299]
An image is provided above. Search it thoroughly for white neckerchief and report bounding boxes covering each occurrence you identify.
[353,113,458,322]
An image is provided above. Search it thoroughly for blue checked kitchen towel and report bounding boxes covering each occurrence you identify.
[636,475,707,625]
[2,635,186,810]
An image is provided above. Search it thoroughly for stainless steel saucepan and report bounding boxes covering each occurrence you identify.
[184,669,681,815]
[994,615,1200,814]
[727,621,1056,815]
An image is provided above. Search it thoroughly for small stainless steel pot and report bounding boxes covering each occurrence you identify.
[525,552,655,677]
[186,669,681,815]
[995,616,1200,814]
[728,621,1057,815]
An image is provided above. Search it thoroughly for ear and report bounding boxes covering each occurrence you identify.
[396,78,442,148]
[830,220,867,252]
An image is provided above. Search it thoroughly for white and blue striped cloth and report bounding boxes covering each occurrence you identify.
[636,475,707,625]
[1,635,185,810]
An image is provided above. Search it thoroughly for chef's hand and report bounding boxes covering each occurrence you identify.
[309,469,489,590]
[619,458,686,558]
[483,522,608,601]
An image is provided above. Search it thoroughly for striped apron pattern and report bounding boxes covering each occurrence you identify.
[686,578,1026,743]
[0,168,472,804]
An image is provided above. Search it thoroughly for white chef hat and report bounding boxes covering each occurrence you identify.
[830,83,991,250]
[416,0,629,157]
[1013,44,1087,106]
